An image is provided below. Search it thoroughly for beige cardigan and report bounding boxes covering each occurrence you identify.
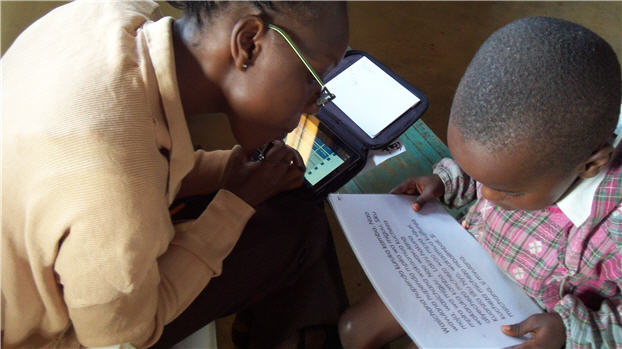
[1,1,254,348]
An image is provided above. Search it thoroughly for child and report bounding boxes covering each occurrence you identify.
[339,17,621,349]
[2,1,348,348]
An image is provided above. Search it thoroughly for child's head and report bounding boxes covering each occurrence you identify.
[447,16,621,211]
[171,1,349,150]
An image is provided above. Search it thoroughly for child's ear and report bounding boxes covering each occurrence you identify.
[230,16,265,71]
[578,143,614,179]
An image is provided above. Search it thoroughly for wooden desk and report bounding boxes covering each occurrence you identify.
[339,119,449,194]
[337,119,465,218]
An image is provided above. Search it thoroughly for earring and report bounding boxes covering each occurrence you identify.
[242,64,248,71]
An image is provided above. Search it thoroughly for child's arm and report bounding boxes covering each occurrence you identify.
[390,174,445,211]
[503,216,622,348]
[432,157,478,208]
[504,231,622,348]
[500,312,566,348]
[504,293,622,348]
[547,217,622,348]
[391,157,477,211]
[553,294,622,348]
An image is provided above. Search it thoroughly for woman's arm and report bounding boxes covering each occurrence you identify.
[176,149,232,198]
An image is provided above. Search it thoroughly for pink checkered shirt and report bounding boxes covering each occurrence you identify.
[433,152,622,348]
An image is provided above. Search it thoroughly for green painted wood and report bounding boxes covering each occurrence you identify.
[339,119,449,194]
[338,119,466,218]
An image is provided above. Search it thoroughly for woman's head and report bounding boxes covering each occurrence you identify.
[171,1,349,150]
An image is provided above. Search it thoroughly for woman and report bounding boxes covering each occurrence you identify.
[1,1,349,348]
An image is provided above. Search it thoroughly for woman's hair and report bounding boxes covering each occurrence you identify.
[451,16,621,173]
[167,1,326,27]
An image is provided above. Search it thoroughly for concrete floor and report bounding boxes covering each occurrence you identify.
[2,1,620,348]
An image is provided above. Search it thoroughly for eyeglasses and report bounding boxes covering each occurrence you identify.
[268,24,336,107]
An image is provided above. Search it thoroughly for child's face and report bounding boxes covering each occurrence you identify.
[226,12,348,151]
[447,121,582,211]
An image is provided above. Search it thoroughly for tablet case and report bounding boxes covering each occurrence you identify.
[299,50,428,199]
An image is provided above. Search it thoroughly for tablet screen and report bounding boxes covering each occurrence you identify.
[325,56,420,138]
[285,114,353,186]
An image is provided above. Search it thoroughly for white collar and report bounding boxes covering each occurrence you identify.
[556,132,621,227]
[556,167,607,227]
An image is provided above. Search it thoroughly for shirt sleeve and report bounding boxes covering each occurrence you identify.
[553,294,622,348]
[176,149,233,198]
[53,142,254,348]
[553,210,622,349]
[432,157,478,209]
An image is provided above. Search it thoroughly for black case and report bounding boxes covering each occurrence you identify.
[299,50,429,199]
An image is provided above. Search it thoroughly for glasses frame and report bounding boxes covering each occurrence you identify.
[267,24,336,107]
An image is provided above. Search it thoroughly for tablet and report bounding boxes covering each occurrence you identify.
[285,114,364,197]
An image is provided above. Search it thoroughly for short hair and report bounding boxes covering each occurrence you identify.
[167,1,330,27]
[451,16,621,174]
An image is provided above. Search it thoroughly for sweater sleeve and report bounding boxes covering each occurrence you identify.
[176,149,232,198]
[52,143,254,348]
[432,157,478,209]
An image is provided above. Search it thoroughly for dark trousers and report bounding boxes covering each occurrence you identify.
[151,192,348,348]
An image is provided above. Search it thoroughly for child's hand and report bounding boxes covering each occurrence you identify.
[222,141,305,207]
[501,312,566,349]
[390,175,444,211]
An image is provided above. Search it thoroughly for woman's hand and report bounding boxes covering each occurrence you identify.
[502,312,566,349]
[223,141,305,207]
[390,174,445,211]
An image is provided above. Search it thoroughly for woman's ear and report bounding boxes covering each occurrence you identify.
[579,143,614,179]
[230,16,265,71]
